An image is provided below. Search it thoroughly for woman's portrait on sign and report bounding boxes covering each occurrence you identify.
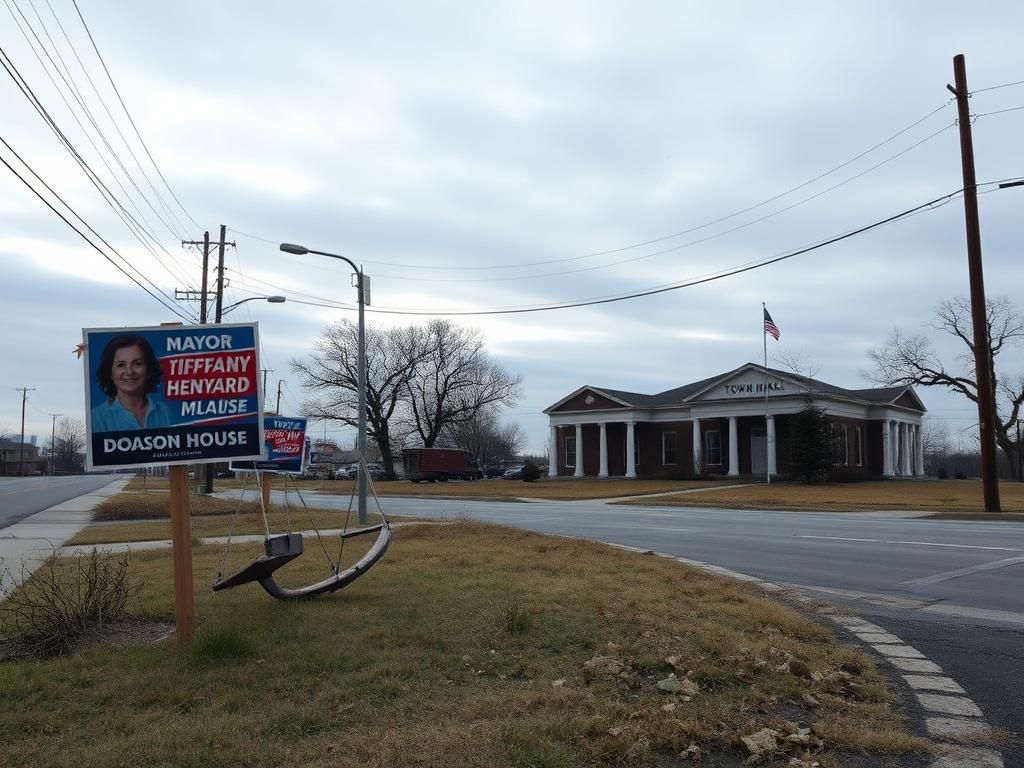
[91,334,171,431]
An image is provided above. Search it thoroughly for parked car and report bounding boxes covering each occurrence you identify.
[483,464,504,478]
[502,465,525,480]
[341,463,387,480]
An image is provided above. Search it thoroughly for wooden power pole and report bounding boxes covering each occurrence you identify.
[948,53,1001,512]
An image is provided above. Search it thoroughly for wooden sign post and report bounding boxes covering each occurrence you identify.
[168,464,195,643]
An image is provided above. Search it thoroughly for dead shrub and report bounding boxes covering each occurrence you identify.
[0,549,142,659]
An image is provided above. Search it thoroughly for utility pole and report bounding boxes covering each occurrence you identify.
[261,368,273,398]
[947,53,1000,512]
[179,231,213,323]
[204,225,235,494]
[214,225,235,324]
[275,380,283,414]
[17,387,35,476]
[181,232,213,494]
[49,412,61,475]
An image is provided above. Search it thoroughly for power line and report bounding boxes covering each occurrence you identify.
[4,0,187,243]
[0,150,195,321]
[971,79,1024,94]
[0,131,188,308]
[974,104,1024,119]
[235,99,956,274]
[272,187,965,317]
[357,121,958,285]
[39,0,191,237]
[68,0,203,231]
[0,44,197,289]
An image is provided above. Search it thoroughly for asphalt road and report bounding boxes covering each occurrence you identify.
[273,490,1024,760]
[0,475,117,529]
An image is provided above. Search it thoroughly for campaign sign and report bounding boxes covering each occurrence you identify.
[230,416,308,474]
[83,323,264,470]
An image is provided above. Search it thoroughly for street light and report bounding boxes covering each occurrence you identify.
[280,242,368,525]
[220,295,287,316]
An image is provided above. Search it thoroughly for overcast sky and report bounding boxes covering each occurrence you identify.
[1,1,1022,456]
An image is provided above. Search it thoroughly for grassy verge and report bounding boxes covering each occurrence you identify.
[68,492,395,545]
[124,474,725,501]
[1,522,930,767]
[613,479,1024,513]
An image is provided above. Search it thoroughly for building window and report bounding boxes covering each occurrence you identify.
[704,430,722,466]
[662,432,677,465]
[565,435,576,468]
[831,423,848,466]
[854,426,863,467]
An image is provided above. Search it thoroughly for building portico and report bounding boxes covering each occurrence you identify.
[545,363,926,480]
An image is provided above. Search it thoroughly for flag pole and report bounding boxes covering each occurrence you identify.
[763,301,770,485]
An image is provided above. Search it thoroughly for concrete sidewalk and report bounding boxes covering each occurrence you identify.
[0,477,128,597]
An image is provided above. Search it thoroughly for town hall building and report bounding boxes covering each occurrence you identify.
[544,363,926,480]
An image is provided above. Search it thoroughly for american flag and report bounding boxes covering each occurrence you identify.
[763,307,780,341]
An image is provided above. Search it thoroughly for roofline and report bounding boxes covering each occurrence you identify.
[681,362,811,403]
[543,385,635,414]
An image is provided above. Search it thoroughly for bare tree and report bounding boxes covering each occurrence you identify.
[441,405,524,463]
[867,296,1024,478]
[46,417,85,474]
[291,320,422,480]
[920,418,951,476]
[406,320,523,447]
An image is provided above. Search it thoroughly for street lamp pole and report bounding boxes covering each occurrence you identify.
[280,243,368,525]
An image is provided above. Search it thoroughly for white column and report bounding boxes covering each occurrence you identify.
[727,416,739,476]
[882,420,892,476]
[893,421,901,475]
[915,423,924,476]
[892,420,900,475]
[573,423,584,477]
[625,421,637,478]
[598,423,609,478]
[548,425,558,477]
[905,423,913,479]
[766,415,777,477]
[692,418,702,476]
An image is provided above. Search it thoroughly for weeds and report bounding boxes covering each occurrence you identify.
[500,583,534,635]
[189,623,258,665]
[0,549,141,659]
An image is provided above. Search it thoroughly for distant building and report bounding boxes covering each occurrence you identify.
[0,437,46,476]
[544,363,925,480]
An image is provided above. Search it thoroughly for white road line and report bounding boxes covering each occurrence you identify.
[901,555,1024,586]
[793,535,1022,552]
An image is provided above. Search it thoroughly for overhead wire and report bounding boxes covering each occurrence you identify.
[68,0,203,232]
[0,131,189,310]
[971,79,1024,95]
[973,104,1024,119]
[4,0,188,246]
[0,149,195,321]
[359,120,959,284]
[272,186,967,317]
[0,44,197,289]
[234,98,956,273]
[38,0,192,239]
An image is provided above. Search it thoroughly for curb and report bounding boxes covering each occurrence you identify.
[0,478,129,598]
[606,543,1006,768]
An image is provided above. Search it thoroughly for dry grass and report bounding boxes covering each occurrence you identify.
[0,522,931,768]
[124,473,724,501]
[71,492,408,546]
[616,479,1024,514]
